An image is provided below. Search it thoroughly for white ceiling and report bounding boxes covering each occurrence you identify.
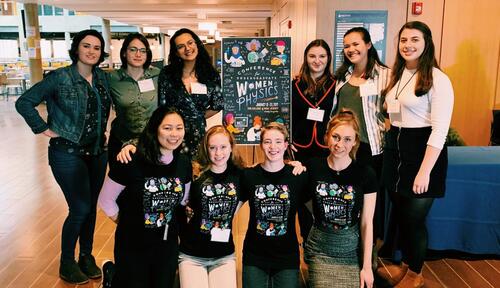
[19,0,273,37]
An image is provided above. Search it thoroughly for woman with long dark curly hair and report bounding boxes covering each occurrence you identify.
[158,28,223,159]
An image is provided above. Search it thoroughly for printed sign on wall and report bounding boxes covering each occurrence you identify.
[222,37,291,145]
[334,10,388,71]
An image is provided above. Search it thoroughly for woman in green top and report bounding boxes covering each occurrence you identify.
[108,32,161,169]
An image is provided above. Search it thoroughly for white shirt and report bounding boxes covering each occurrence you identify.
[386,67,454,149]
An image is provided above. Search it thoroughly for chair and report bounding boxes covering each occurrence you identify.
[4,72,24,100]
[0,74,8,100]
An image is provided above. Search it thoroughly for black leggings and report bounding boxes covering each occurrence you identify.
[399,196,434,273]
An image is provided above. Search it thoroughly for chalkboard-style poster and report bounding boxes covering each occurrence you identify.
[222,37,291,145]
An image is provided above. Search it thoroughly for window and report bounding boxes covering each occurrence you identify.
[43,5,53,16]
[54,7,63,16]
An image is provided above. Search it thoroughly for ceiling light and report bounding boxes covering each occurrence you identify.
[143,26,160,34]
[198,22,217,31]
[197,12,206,20]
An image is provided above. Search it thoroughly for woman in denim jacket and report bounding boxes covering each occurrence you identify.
[15,29,111,285]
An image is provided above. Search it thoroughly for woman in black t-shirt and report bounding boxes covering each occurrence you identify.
[98,107,192,288]
[241,122,309,288]
[304,110,377,288]
[178,125,244,288]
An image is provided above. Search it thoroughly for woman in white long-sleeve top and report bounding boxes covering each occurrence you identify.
[378,21,454,288]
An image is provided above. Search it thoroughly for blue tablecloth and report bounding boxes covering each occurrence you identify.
[426,146,500,254]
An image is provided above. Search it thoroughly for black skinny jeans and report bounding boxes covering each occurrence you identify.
[48,147,107,262]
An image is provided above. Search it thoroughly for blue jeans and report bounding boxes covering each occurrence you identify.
[178,253,237,288]
[242,265,299,288]
[48,147,107,262]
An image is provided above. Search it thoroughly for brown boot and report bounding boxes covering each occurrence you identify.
[376,262,408,286]
[395,269,424,288]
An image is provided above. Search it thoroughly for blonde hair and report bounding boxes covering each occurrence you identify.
[197,125,244,171]
[324,109,361,159]
[260,122,289,145]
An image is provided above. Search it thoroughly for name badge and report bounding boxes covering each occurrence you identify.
[138,78,155,93]
[210,228,231,242]
[359,82,378,97]
[163,223,169,241]
[307,108,325,122]
[387,99,401,114]
[191,82,208,94]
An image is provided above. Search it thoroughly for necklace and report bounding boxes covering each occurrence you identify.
[395,70,417,99]
[327,156,352,175]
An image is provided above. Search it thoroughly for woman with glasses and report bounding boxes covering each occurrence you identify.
[157,28,223,160]
[304,110,377,288]
[109,33,161,168]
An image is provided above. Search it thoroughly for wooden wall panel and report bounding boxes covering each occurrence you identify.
[439,0,500,145]
[271,0,317,75]
[406,0,445,62]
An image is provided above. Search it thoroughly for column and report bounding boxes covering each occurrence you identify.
[159,32,166,64]
[63,9,71,52]
[22,3,43,85]
[101,18,113,67]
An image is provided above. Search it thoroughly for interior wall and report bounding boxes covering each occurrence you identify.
[438,0,500,145]
[271,0,317,76]
[406,0,445,62]
[315,0,407,68]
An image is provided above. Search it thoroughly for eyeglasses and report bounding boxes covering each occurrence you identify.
[128,47,147,54]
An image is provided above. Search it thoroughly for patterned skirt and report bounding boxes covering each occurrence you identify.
[304,225,360,288]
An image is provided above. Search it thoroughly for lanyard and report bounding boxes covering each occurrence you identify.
[292,79,334,150]
[295,79,335,108]
[395,71,416,100]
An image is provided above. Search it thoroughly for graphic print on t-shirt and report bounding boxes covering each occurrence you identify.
[143,177,184,228]
[199,182,238,234]
[315,181,356,229]
[254,184,290,236]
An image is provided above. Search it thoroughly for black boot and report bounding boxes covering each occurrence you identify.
[60,259,89,284]
[78,254,102,279]
[102,260,115,288]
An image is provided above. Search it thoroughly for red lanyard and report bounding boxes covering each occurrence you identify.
[292,79,335,150]
[294,79,335,108]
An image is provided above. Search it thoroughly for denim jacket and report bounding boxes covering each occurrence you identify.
[15,65,111,143]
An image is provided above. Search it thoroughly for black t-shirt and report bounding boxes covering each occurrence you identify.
[109,153,192,250]
[179,166,243,258]
[307,157,377,230]
[241,165,308,270]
